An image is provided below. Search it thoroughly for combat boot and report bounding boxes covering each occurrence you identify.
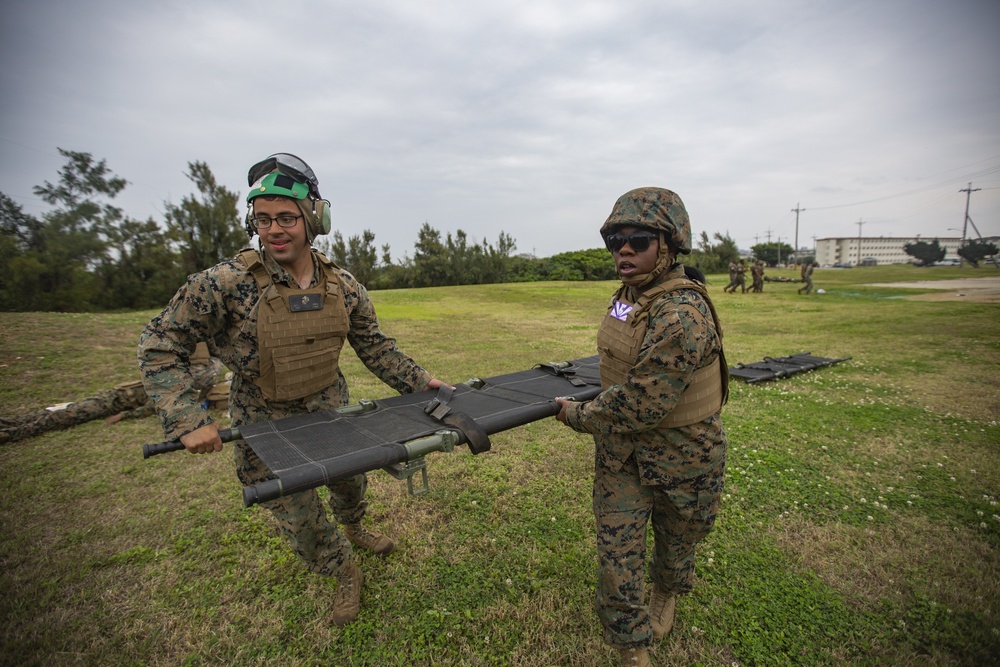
[649,585,677,639]
[330,561,363,627]
[616,645,651,667]
[343,523,396,555]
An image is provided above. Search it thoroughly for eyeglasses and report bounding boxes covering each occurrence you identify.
[247,153,320,197]
[604,231,658,253]
[252,214,303,230]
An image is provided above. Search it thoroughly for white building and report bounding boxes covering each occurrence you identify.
[814,236,963,267]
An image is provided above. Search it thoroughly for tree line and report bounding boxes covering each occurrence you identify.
[902,238,998,267]
[1,149,748,313]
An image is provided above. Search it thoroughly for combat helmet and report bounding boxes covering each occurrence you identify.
[599,187,691,255]
[245,153,331,242]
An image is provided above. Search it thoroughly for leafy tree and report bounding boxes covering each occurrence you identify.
[411,222,451,287]
[0,149,126,311]
[0,195,42,310]
[95,217,185,309]
[320,229,379,285]
[507,253,546,282]
[0,193,44,251]
[369,244,410,290]
[164,161,245,274]
[689,232,740,274]
[903,239,946,267]
[956,239,998,268]
[548,248,616,281]
[482,231,516,283]
[317,231,347,266]
[446,229,481,284]
[750,241,795,267]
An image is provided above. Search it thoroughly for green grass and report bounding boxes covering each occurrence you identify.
[1,263,998,666]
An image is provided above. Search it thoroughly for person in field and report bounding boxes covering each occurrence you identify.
[555,187,728,667]
[138,153,448,627]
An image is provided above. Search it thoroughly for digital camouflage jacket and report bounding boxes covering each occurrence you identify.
[138,248,432,440]
[563,264,727,485]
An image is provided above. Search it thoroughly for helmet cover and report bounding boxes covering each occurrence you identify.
[247,153,320,199]
[599,187,692,254]
[247,171,328,241]
[247,172,310,203]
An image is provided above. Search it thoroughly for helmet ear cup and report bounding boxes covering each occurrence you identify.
[244,208,257,239]
[314,199,332,235]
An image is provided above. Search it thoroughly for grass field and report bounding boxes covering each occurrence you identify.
[1,264,998,666]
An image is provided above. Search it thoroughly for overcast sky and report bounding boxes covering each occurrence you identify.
[2,0,998,259]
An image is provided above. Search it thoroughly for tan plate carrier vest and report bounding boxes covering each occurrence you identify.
[238,249,349,402]
[597,277,729,428]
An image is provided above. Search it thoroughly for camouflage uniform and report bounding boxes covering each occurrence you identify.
[734,261,747,293]
[138,248,431,577]
[750,262,764,292]
[0,354,221,446]
[562,188,727,649]
[723,261,739,293]
[798,263,816,294]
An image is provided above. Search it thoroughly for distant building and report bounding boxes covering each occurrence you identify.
[814,236,963,267]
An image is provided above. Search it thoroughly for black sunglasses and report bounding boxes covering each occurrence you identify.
[604,231,658,253]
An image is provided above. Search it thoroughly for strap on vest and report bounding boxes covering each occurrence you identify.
[534,362,590,387]
[423,385,492,454]
[238,248,272,293]
[238,248,342,295]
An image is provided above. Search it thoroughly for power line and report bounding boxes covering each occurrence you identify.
[805,158,1000,211]
[959,182,981,260]
[791,203,805,264]
[855,219,865,264]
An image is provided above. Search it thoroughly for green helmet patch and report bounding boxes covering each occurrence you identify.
[247,172,310,203]
[600,187,692,254]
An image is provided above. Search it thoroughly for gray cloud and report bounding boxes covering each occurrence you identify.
[2,0,997,260]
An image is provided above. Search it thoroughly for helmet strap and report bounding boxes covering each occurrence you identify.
[621,231,675,289]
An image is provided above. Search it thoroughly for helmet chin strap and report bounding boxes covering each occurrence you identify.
[620,232,676,289]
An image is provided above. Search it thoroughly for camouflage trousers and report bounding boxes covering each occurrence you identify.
[0,383,149,445]
[593,453,724,647]
[234,440,368,577]
[0,359,222,446]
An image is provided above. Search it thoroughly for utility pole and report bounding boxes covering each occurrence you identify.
[791,203,805,267]
[959,182,980,266]
[855,219,865,266]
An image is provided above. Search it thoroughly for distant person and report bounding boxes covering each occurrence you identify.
[138,153,449,628]
[555,187,728,667]
[750,260,765,292]
[723,260,739,293]
[798,261,819,294]
[724,259,747,293]
[735,259,747,293]
[0,343,221,445]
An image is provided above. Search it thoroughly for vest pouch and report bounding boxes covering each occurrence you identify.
[598,342,636,390]
[240,249,351,403]
[269,333,345,402]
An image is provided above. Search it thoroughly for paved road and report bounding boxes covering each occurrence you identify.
[866,276,1000,302]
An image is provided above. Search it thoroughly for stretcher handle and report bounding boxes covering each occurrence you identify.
[142,427,241,459]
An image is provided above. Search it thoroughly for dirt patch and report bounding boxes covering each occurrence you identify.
[866,277,1000,303]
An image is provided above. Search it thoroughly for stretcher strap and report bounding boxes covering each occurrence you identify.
[424,385,492,454]
[534,362,588,386]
